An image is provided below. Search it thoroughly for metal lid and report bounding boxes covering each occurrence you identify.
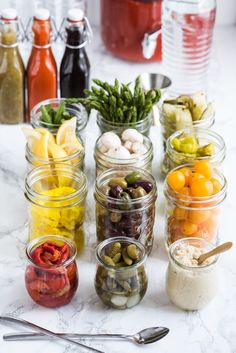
[67,8,84,22]
[1,8,17,20]
[34,8,50,21]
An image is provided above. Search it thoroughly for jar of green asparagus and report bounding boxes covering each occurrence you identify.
[162,128,226,174]
[31,98,88,142]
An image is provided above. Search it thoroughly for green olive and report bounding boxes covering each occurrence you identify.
[125,171,142,185]
[131,186,147,199]
[108,178,127,189]
[117,192,132,210]
[110,212,122,223]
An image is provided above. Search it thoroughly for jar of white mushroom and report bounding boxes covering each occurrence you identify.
[94,129,153,176]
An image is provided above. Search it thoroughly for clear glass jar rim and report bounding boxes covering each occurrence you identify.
[96,236,147,271]
[25,163,88,204]
[25,141,84,163]
[166,127,226,162]
[97,112,153,127]
[164,163,227,209]
[30,98,87,130]
[26,235,77,268]
[95,166,157,207]
[169,237,218,270]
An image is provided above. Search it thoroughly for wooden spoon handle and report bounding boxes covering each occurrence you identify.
[198,241,233,265]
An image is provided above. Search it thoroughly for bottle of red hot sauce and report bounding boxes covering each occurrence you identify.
[27,8,57,120]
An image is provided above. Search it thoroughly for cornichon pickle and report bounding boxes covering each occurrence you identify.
[122,250,133,266]
[107,242,122,257]
[127,244,139,260]
[112,252,122,263]
[108,178,128,189]
[101,255,115,266]
[125,171,142,185]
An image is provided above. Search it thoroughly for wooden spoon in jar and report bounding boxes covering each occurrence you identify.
[197,241,233,265]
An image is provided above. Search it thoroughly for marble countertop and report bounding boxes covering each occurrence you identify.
[0,27,236,353]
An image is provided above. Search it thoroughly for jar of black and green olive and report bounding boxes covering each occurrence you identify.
[162,128,226,175]
[94,167,157,254]
[95,237,148,309]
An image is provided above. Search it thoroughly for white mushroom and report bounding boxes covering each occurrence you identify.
[131,142,148,155]
[121,129,143,143]
[111,295,128,307]
[123,140,133,152]
[106,146,131,159]
[99,144,109,153]
[100,132,121,151]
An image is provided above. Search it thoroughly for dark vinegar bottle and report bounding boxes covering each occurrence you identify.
[60,8,90,98]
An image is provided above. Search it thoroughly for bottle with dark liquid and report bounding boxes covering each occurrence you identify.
[60,8,90,98]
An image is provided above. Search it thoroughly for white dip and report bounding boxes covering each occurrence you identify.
[166,243,218,310]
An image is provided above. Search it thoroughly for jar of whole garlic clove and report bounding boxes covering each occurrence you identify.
[166,237,219,310]
[94,129,153,176]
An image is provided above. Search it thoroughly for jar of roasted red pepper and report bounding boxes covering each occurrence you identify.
[25,235,78,308]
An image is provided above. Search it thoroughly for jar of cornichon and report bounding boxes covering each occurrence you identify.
[25,140,84,170]
[164,165,227,247]
[97,112,153,136]
[31,98,88,143]
[162,128,226,175]
[25,164,88,254]
[94,132,153,176]
[95,237,148,309]
[94,167,157,254]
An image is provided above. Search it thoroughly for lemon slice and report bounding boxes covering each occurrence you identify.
[36,128,56,145]
[56,117,83,153]
[22,127,50,159]
[48,140,68,160]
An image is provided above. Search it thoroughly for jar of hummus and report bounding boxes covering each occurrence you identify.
[166,237,219,310]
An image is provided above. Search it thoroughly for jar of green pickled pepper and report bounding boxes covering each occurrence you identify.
[0,9,25,124]
[162,128,226,175]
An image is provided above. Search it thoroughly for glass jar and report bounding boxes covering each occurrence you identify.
[31,98,88,143]
[94,132,153,176]
[162,128,226,175]
[25,139,84,171]
[94,167,157,254]
[25,235,78,308]
[159,106,215,150]
[95,237,148,309]
[162,0,216,95]
[164,165,227,246]
[25,164,88,254]
[166,237,219,310]
[97,112,153,136]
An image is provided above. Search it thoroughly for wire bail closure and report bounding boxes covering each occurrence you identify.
[59,16,93,49]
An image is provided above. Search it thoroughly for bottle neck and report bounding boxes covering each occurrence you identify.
[32,18,52,47]
[0,20,19,47]
[65,22,86,49]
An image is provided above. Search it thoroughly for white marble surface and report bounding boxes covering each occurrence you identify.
[0,27,236,353]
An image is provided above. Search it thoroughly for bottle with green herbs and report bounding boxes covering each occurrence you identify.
[0,8,25,124]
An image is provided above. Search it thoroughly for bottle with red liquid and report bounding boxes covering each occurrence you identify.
[27,8,57,119]
[60,8,91,98]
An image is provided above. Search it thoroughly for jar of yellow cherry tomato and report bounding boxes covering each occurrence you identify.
[25,164,88,254]
[164,161,227,247]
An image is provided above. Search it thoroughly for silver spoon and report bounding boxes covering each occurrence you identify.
[0,316,104,353]
[3,326,169,345]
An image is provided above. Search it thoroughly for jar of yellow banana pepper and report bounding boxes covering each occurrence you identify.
[25,164,88,254]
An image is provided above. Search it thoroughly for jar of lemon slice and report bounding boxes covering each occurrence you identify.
[25,164,88,255]
[23,117,85,170]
